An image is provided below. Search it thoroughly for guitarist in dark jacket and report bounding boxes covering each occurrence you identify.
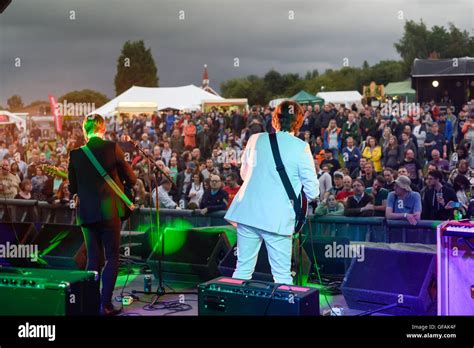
[68,114,137,316]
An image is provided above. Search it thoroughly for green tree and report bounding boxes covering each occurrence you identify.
[114,40,159,95]
[7,95,23,111]
[58,89,109,108]
[395,20,474,74]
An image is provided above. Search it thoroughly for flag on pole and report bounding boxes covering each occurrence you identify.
[48,95,62,133]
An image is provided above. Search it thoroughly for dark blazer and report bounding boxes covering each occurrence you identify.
[68,137,137,225]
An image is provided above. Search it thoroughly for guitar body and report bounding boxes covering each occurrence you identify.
[294,188,308,234]
[121,185,135,220]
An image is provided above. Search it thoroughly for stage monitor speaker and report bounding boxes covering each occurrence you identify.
[218,240,311,283]
[33,223,86,270]
[147,227,231,284]
[0,222,38,267]
[0,267,99,315]
[303,236,351,277]
[341,248,436,315]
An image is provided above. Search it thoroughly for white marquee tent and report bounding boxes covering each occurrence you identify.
[316,91,363,106]
[90,85,223,116]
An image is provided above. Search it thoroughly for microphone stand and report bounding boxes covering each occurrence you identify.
[128,140,195,301]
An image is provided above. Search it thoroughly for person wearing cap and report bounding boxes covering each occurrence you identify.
[385,175,421,225]
[422,169,458,221]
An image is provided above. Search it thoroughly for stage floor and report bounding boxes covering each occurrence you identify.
[112,267,362,316]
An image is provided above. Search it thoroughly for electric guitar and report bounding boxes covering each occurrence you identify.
[41,164,135,220]
[294,189,308,234]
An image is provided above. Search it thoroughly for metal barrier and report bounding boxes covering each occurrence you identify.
[0,199,442,244]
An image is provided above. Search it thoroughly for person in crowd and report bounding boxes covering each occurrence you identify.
[382,135,399,170]
[360,108,376,140]
[200,174,228,214]
[335,175,353,202]
[342,112,360,144]
[30,166,48,201]
[429,149,449,176]
[201,158,220,180]
[170,129,184,154]
[320,149,340,176]
[344,179,374,217]
[383,168,396,191]
[422,169,458,221]
[186,172,204,209]
[153,178,179,209]
[385,175,422,225]
[175,161,196,202]
[362,136,382,174]
[452,174,470,215]
[133,178,149,208]
[323,119,342,158]
[399,149,423,190]
[342,136,361,176]
[54,180,71,205]
[315,193,344,216]
[328,171,344,197]
[425,122,446,161]
[398,132,417,163]
[366,175,389,217]
[184,120,197,150]
[437,112,453,154]
[412,117,427,165]
[448,159,474,186]
[223,172,240,208]
[449,144,474,170]
[361,162,376,189]
[14,178,33,200]
[318,163,333,201]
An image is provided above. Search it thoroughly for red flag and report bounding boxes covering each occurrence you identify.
[48,95,62,133]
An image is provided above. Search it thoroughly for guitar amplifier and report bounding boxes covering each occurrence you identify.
[198,277,319,316]
[0,267,100,316]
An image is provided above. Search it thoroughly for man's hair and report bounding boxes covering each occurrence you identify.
[375,175,386,185]
[428,169,443,182]
[353,178,365,187]
[272,100,304,133]
[383,167,394,174]
[226,172,238,181]
[83,114,105,138]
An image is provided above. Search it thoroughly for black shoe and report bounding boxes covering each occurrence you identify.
[101,303,122,316]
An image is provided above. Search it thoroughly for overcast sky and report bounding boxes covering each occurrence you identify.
[0,0,473,106]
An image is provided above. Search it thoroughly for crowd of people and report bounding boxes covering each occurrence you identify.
[2,98,474,223]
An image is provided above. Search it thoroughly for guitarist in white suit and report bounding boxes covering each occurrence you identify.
[225,101,319,284]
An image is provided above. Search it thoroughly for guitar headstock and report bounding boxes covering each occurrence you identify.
[41,164,68,179]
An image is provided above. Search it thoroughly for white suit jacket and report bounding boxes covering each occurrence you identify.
[225,131,319,236]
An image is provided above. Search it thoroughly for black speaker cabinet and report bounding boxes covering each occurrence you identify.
[147,227,231,284]
[0,222,38,267]
[341,248,436,315]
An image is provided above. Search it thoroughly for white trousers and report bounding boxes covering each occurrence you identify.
[232,223,293,285]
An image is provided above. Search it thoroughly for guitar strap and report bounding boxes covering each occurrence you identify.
[81,145,135,211]
[269,133,302,219]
